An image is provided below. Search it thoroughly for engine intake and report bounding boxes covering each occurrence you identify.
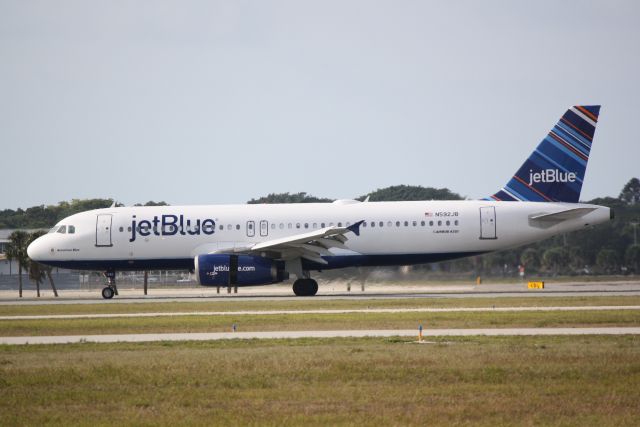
[195,254,288,286]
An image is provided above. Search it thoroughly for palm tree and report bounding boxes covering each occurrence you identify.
[28,255,46,297]
[6,231,29,298]
[27,230,58,297]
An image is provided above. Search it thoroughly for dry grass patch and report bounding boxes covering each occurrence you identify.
[0,336,639,426]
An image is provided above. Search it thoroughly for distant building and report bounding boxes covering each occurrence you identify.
[0,229,45,275]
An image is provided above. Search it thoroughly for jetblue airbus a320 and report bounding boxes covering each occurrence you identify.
[28,105,612,298]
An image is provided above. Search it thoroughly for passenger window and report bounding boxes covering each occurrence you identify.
[387,221,392,227]
[363,222,367,227]
[338,222,342,227]
[412,221,417,226]
[313,223,318,229]
[296,223,301,229]
[454,220,459,226]
[119,226,124,233]
[396,221,400,227]
[438,220,442,226]
[128,226,132,232]
[288,223,292,229]
[420,221,425,226]
[321,223,326,228]
[429,221,434,226]
[57,226,67,234]
[304,223,309,229]
[404,221,409,227]
[219,225,224,231]
[236,224,240,230]
[379,221,383,227]
[371,222,375,227]
[279,223,284,229]
[446,220,450,226]
[271,223,276,229]
[227,225,232,230]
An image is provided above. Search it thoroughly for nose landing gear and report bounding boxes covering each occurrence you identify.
[102,270,118,300]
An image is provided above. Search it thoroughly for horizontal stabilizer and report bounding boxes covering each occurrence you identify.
[529,208,596,229]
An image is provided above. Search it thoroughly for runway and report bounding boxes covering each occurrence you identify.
[1,280,640,305]
[2,305,639,320]
[2,327,639,345]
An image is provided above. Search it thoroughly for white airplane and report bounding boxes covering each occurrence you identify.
[28,105,612,298]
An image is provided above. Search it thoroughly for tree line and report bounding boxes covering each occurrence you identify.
[0,199,168,229]
[3,178,639,278]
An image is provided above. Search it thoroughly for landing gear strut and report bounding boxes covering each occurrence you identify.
[102,270,118,300]
[292,278,318,296]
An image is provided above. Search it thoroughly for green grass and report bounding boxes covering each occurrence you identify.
[2,295,640,317]
[1,309,639,337]
[0,336,639,426]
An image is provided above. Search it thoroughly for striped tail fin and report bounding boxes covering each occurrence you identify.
[487,105,600,203]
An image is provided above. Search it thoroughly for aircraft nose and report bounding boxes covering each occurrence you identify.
[27,237,46,261]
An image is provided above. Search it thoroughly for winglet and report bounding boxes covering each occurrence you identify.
[347,220,365,236]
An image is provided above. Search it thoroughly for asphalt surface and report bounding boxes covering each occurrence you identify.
[2,305,639,320]
[2,327,640,345]
[1,281,640,305]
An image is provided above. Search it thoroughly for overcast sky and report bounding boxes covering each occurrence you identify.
[1,0,638,209]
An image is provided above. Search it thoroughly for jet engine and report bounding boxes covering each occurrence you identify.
[195,254,288,286]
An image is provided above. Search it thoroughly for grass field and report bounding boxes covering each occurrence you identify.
[1,336,639,426]
[1,309,640,337]
[1,296,640,337]
[2,295,640,316]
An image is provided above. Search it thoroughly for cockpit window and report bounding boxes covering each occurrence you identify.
[48,226,59,234]
[57,225,67,234]
[68,225,76,234]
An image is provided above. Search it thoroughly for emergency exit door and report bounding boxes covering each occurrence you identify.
[479,207,497,239]
[96,214,113,247]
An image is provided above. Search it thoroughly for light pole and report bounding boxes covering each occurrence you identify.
[631,221,639,246]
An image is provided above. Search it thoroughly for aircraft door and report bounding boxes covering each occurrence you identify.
[96,214,113,247]
[260,220,268,237]
[479,207,497,239]
[247,221,255,237]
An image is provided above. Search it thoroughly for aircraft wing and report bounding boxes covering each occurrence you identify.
[212,220,365,264]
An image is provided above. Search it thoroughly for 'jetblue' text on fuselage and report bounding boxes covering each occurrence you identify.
[130,215,216,242]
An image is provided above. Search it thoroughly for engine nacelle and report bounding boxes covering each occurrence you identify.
[195,254,288,286]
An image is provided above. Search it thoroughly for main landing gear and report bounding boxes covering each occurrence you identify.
[292,278,318,296]
[102,270,119,300]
